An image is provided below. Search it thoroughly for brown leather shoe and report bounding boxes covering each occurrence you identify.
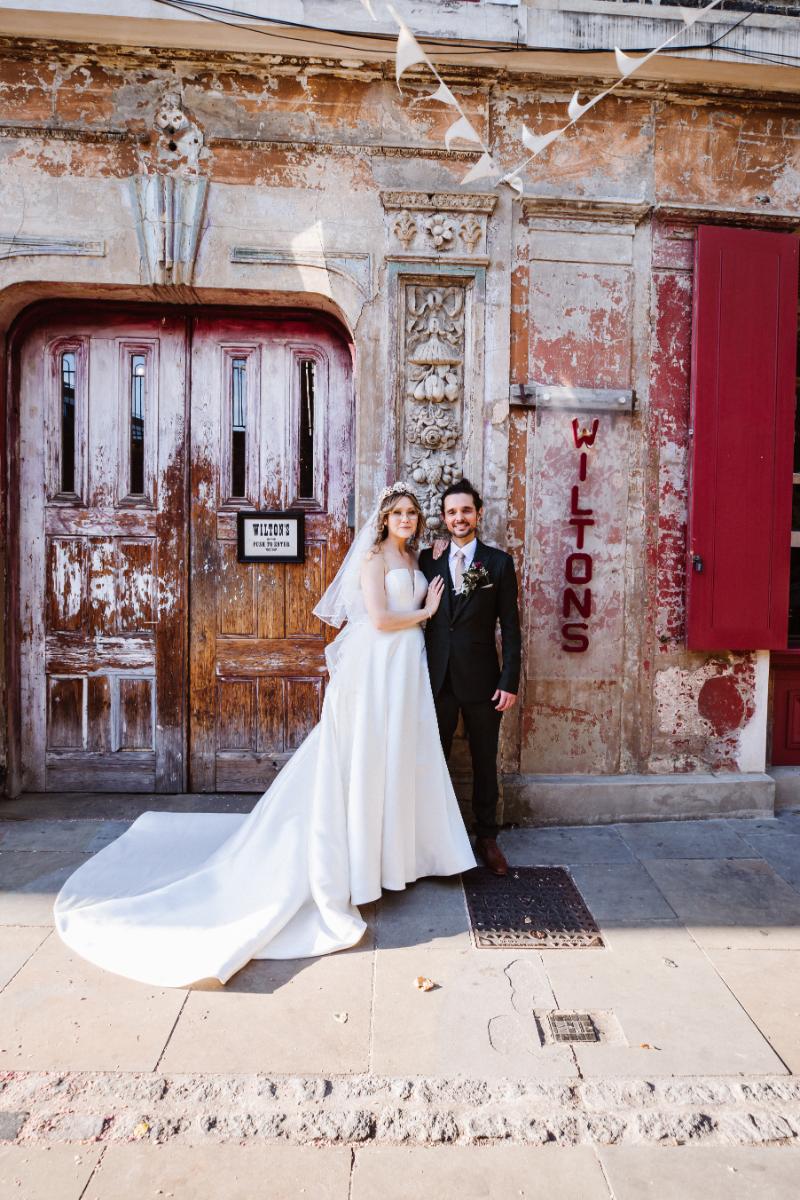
[474,836,508,877]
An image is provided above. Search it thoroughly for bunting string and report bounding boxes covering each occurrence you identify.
[361,0,728,193]
[497,0,725,192]
[387,2,499,183]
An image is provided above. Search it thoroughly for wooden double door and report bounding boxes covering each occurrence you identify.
[16,308,353,793]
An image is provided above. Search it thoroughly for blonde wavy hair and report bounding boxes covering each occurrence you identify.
[371,483,423,553]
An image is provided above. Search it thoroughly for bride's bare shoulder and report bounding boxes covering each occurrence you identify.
[361,547,385,576]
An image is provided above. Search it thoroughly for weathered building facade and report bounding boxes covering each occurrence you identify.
[2,0,800,822]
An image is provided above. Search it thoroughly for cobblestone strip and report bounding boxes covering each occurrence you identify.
[1,1073,799,1148]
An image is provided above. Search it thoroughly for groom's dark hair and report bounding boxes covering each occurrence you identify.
[440,478,483,512]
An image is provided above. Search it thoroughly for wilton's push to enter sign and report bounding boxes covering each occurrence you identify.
[236,510,306,564]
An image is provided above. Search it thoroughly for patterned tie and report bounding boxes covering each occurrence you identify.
[453,549,465,594]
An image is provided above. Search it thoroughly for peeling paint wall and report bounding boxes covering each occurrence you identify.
[1,36,799,795]
[643,216,768,776]
[498,90,800,781]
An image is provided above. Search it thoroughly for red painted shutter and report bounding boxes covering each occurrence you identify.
[686,225,799,650]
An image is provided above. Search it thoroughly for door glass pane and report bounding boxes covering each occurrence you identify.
[60,351,76,493]
[130,354,146,496]
[231,357,247,498]
[298,358,315,499]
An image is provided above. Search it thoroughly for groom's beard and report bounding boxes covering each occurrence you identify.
[448,527,478,545]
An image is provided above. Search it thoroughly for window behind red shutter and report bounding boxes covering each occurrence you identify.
[686,225,799,651]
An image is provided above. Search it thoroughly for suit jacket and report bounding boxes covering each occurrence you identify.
[419,538,522,703]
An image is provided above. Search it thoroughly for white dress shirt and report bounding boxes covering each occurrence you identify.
[449,537,478,591]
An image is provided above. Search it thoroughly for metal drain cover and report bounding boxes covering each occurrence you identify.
[547,1012,598,1043]
[462,866,604,949]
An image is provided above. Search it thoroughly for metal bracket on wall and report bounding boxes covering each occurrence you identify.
[510,383,635,413]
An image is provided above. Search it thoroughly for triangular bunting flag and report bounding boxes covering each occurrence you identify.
[428,81,459,108]
[395,21,431,87]
[521,125,564,156]
[444,115,483,150]
[614,47,647,78]
[410,80,459,109]
[566,91,592,121]
[461,152,497,184]
[567,90,605,122]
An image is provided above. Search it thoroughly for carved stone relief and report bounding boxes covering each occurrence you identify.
[401,283,469,530]
[129,90,209,287]
[459,214,483,253]
[129,174,208,287]
[393,210,417,248]
[383,194,491,525]
[381,191,496,260]
[423,213,457,251]
[146,90,206,174]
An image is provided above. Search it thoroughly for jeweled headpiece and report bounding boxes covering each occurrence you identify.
[378,481,414,505]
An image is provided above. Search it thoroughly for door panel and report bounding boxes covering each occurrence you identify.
[188,316,353,792]
[18,315,187,792]
[16,308,352,794]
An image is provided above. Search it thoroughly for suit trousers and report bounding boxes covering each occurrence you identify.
[434,669,502,839]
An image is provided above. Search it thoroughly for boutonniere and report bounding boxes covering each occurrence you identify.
[460,561,491,596]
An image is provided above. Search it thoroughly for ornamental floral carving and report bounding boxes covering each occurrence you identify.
[406,406,459,450]
[401,284,467,529]
[393,210,417,248]
[460,215,482,254]
[381,192,495,259]
[423,213,457,251]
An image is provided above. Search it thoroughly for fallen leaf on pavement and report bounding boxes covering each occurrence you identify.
[413,976,437,991]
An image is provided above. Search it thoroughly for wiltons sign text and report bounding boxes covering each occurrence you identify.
[237,511,305,564]
[247,521,295,553]
[561,418,599,653]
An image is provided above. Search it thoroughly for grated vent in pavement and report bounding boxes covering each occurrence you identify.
[462,866,604,949]
[546,1012,599,1043]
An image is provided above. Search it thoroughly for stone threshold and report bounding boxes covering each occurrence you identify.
[501,772,776,827]
[2,1072,798,1149]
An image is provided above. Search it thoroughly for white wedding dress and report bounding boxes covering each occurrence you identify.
[54,568,475,988]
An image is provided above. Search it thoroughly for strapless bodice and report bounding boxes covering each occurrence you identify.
[385,567,427,613]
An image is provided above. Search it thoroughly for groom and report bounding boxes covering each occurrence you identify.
[419,480,522,876]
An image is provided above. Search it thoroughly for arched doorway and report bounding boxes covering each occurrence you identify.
[12,304,354,794]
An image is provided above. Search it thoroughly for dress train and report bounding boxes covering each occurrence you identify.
[54,569,475,987]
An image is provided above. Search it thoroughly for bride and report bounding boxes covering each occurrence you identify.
[54,483,476,988]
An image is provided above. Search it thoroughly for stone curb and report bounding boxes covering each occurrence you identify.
[1,1073,799,1148]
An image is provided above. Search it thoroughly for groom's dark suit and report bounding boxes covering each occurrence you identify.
[419,539,521,839]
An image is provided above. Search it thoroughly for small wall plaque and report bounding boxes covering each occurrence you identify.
[237,511,305,564]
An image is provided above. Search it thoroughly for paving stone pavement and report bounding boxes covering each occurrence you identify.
[1,801,799,1194]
